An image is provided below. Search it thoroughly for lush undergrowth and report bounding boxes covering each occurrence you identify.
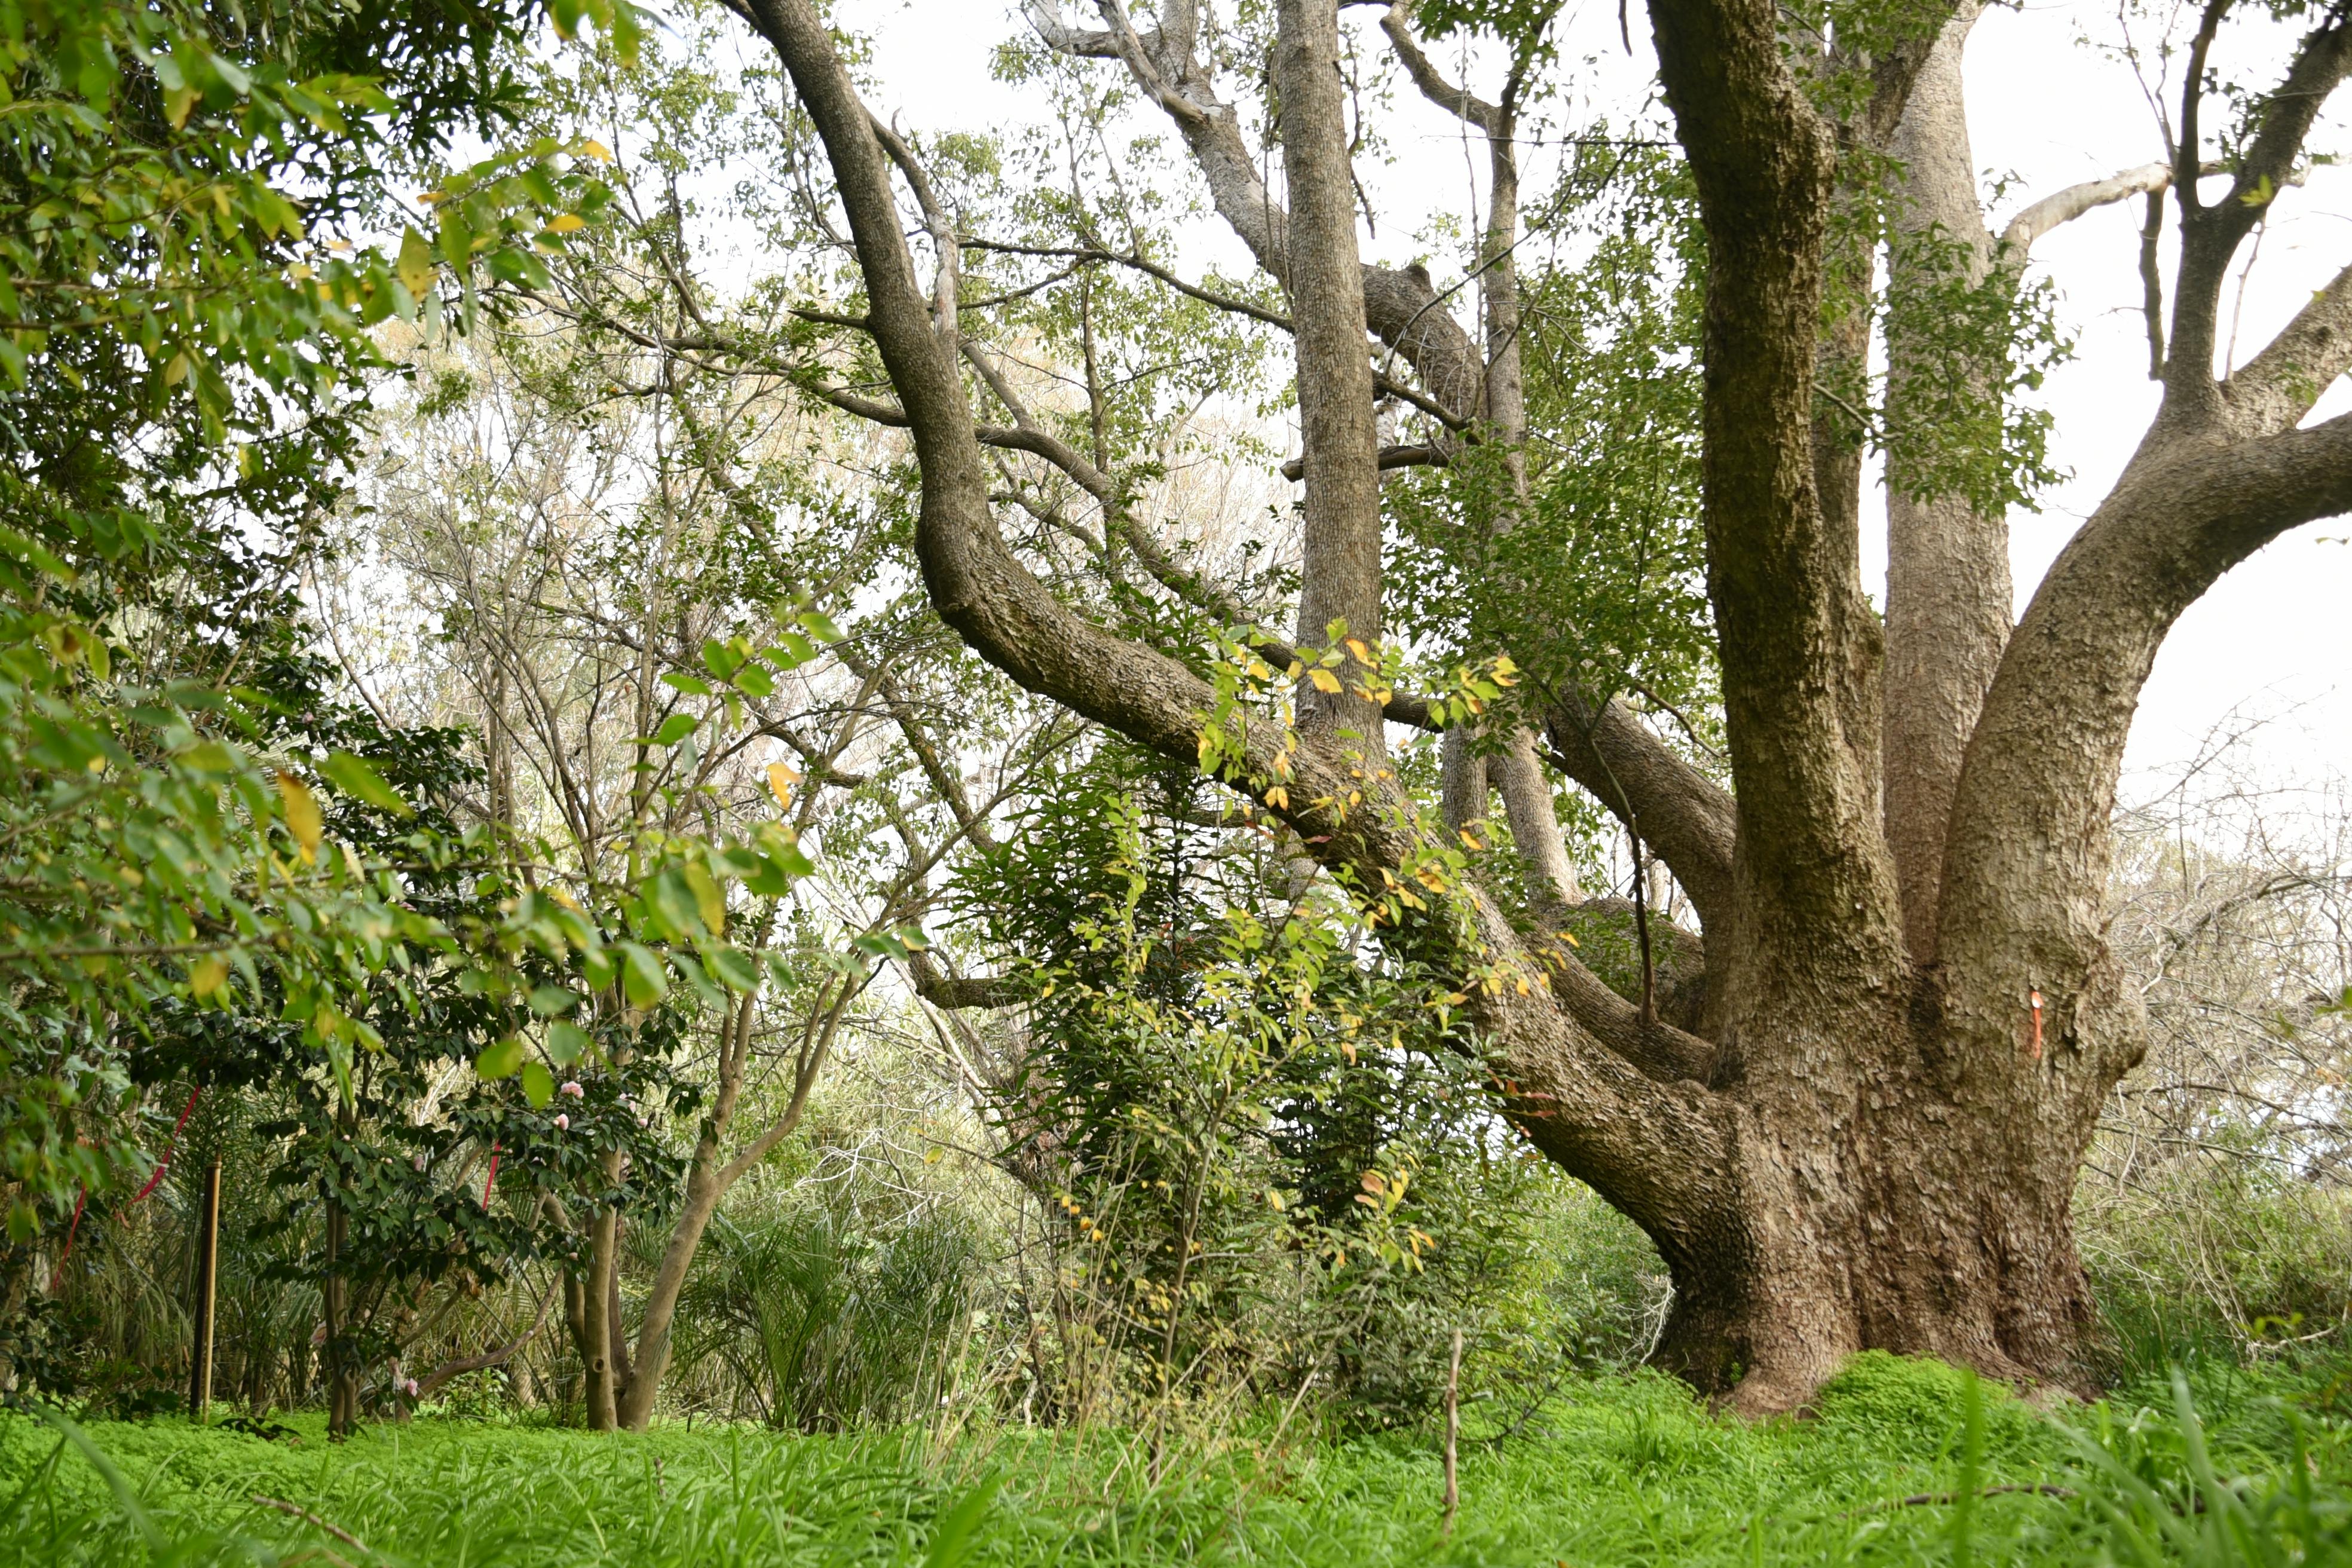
[7,1354,2352,1567]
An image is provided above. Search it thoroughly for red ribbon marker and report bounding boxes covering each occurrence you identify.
[2029,989,2045,1062]
[481,1143,502,1208]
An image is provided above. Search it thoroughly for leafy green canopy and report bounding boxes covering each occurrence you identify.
[0,0,702,1244]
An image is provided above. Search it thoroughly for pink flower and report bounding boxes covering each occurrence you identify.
[413,1152,427,1172]
[561,1080,583,1098]
[401,1378,419,1397]
[555,1113,569,1131]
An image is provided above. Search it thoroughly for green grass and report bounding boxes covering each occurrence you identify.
[6,1355,2351,1566]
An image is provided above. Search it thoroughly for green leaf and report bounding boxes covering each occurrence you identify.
[520,1061,554,1108]
[618,942,667,1007]
[319,752,411,814]
[646,867,706,941]
[527,985,578,1016]
[661,671,713,696]
[545,1021,590,1065]
[700,638,746,679]
[799,610,843,643]
[475,1035,524,1079]
[702,945,758,993]
[651,713,698,747]
[682,860,727,935]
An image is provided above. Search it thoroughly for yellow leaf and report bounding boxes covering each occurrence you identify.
[396,225,435,298]
[1345,638,1373,665]
[577,139,614,163]
[189,957,228,999]
[547,213,587,234]
[275,772,323,861]
[1264,785,1289,810]
[1308,668,1343,693]
[767,760,798,810]
[1555,929,1581,948]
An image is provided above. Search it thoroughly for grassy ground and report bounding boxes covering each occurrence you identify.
[7,1354,2351,1566]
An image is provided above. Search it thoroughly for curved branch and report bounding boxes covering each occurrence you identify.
[1941,409,2352,1019]
[1380,4,1501,133]
[414,1284,556,1401]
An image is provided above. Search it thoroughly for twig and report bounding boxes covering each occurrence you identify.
[253,1495,373,1557]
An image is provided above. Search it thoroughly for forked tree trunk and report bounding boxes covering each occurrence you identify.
[743,0,2352,1411]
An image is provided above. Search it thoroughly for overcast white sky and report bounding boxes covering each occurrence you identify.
[839,1,2352,795]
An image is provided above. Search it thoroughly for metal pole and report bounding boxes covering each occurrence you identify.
[188,1156,221,1421]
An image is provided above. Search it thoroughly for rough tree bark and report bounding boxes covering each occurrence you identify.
[730,0,2352,1411]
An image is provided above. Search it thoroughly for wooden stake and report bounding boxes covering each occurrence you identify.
[188,1157,222,1422]
[1442,1327,1462,1536]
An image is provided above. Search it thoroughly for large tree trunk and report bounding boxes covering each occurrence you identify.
[1646,1010,2105,1404]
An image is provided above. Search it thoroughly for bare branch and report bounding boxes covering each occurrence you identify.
[1281,442,1444,482]
[1380,4,1500,133]
[2001,162,2172,254]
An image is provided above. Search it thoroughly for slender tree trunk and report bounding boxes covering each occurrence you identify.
[323,1195,355,1438]
[581,1149,622,1431]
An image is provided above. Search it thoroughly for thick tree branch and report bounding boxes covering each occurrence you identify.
[2219,259,2352,436]
[1647,0,1909,976]
[1943,408,2352,1010]
[907,948,1027,1009]
[2001,163,2172,254]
